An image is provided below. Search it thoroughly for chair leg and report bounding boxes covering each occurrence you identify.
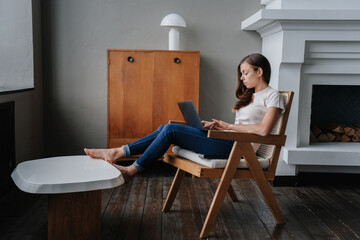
[254,179,284,224]
[200,142,242,238]
[227,184,238,202]
[241,143,285,224]
[162,168,186,212]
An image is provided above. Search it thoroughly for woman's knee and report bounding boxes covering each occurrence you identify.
[156,124,174,133]
[161,123,185,135]
[157,124,167,132]
[162,123,176,131]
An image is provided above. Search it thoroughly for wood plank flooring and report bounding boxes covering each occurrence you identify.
[1,162,360,240]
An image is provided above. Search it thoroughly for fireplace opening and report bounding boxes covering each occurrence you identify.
[310,85,360,143]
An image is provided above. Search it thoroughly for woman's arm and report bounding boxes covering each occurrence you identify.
[211,107,281,136]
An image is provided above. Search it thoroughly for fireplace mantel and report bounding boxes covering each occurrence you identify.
[242,0,360,175]
[242,9,360,34]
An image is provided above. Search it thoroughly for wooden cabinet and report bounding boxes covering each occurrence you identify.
[107,49,200,151]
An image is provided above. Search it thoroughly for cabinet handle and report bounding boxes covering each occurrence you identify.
[174,57,181,64]
[127,56,134,62]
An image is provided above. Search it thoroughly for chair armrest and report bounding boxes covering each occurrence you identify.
[207,130,286,146]
[169,120,186,125]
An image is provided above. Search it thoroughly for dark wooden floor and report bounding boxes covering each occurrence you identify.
[1,162,360,240]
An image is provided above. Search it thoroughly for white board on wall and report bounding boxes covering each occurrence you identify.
[0,0,34,92]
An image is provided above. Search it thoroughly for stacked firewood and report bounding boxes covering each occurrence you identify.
[310,123,360,143]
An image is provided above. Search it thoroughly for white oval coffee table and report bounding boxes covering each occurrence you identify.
[11,155,124,240]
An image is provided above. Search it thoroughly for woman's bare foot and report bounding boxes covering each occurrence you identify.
[84,147,124,163]
[111,164,138,184]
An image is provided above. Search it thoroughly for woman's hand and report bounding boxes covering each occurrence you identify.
[211,119,231,131]
[201,120,214,130]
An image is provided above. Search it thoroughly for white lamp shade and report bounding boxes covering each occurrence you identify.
[160,13,186,28]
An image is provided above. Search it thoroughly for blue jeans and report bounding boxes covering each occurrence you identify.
[122,124,234,172]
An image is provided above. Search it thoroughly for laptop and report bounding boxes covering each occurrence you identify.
[177,100,205,131]
[177,100,229,159]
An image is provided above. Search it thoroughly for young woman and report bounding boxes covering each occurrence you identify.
[84,53,284,183]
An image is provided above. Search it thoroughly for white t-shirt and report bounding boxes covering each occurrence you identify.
[234,86,285,152]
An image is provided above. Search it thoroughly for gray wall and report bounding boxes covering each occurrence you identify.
[41,0,262,156]
[0,0,43,163]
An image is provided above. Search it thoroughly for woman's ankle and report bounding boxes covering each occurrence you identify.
[127,165,138,176]
[110,147,125,160]
[117,147,125,159]
[112,164,137,184]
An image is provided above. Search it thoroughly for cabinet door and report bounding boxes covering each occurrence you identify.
[152,51,200,129]
[108,50,199,149]
[108,50,155,148]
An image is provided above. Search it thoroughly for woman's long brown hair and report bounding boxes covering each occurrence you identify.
[232,53,271,111]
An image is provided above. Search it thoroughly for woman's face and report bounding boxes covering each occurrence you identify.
[240,62,262,89]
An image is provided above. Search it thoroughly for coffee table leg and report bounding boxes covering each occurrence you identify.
[48,190,101,240]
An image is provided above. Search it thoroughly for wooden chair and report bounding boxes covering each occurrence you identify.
[162,91,294,238]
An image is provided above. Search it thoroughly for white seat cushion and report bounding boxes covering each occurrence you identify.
[172,146,269,169]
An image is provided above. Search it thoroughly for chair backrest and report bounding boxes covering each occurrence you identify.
[256,91,294,175]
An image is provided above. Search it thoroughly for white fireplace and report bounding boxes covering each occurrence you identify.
[242,0,360,176]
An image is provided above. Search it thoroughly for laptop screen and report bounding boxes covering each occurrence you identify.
[177,100,204,131]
